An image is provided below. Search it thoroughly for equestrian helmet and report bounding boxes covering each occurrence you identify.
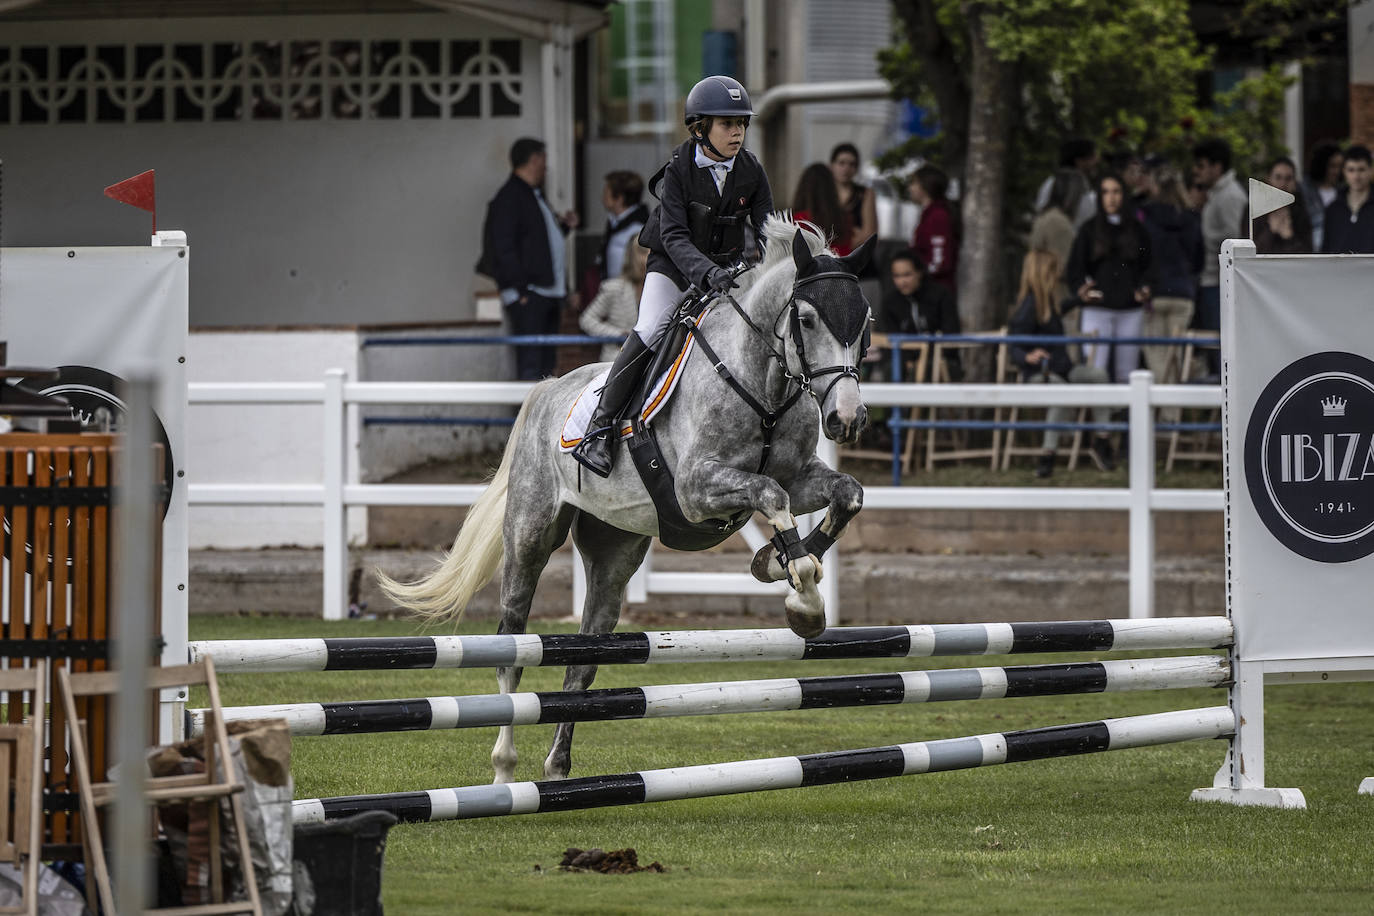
[684,76,754,126]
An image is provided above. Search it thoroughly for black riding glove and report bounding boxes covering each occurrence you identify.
[705,268,738,295]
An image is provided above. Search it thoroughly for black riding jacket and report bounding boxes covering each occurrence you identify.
[639,138,773,290]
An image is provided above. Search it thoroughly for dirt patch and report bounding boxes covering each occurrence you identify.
[552,847,666,874]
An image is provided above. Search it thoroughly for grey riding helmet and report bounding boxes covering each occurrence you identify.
[684,75,754,127]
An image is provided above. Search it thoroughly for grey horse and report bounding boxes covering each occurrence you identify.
[379,215,873,782]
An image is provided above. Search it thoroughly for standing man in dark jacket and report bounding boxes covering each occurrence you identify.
[480,137,579,380]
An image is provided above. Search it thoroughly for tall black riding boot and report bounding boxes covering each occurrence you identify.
[571,333,653,477]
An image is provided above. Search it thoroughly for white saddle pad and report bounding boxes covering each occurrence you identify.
[559,333,698,451]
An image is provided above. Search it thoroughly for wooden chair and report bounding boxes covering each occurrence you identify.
[59,657,262,915]
[1164,331,1223,472]
[0,662,46,916]
[925,330,1006,471]
[841,334,930,475]
[1000,335,1104,472]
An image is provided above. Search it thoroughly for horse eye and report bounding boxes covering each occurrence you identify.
[799,315,816,329]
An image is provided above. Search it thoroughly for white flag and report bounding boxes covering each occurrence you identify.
[1248,178,1295,221]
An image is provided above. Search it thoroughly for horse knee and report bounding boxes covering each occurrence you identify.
[834,475,864,516]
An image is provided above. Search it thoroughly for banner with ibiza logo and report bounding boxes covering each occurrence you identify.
[1225,242,1374,662]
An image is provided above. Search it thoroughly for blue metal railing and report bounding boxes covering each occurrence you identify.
[357,333,1223,483]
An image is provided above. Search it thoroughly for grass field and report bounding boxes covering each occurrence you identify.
[192,615,1373,915]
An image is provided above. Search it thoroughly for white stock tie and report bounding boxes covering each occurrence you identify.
[712,164,728,194]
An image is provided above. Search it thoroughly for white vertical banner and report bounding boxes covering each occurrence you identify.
[0,239,190,681]
[1224,241,1374,664]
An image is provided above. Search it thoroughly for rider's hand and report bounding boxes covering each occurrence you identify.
[706,268,738,294]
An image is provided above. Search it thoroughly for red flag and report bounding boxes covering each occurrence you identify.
[104,169,156,232]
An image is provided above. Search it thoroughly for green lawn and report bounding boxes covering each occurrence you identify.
[192,616,1373,915]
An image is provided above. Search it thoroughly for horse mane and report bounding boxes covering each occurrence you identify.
[731,212,830,304]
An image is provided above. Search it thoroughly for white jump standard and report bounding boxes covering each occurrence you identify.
[190,656,1229,738]
[292,707,1235,824]
[189,616,1233,673]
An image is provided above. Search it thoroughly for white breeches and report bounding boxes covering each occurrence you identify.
[633,271,689,344]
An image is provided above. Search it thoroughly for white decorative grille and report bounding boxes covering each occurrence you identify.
[0,36,523,124]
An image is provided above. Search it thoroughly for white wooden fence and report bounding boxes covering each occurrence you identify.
[187,370,1222,621]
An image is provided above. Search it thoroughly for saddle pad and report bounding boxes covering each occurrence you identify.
[558,333,698,451]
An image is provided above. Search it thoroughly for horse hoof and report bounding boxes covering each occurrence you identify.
[785,604,827,639]
[751,545,780,583]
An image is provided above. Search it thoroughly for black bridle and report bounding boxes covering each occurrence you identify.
[683,265,870,473]
[778,268,871,407]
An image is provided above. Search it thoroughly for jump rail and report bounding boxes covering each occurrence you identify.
[292,706,1236,824]
[189,656,1229,737]
[189,617,1233,674]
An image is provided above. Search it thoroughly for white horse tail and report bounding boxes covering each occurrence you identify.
[377,393,533,624]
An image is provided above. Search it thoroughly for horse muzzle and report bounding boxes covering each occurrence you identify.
[824,402,867,444]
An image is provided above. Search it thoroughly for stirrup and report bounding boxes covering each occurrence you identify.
[571,425,617,478]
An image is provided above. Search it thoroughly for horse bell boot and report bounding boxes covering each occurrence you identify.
[571,334,652,477]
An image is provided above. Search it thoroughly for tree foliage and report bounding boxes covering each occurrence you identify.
[880,0,1298,331]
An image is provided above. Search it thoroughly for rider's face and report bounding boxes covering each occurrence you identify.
[703,116,748,160]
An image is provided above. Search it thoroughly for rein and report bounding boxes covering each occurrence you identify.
[683,265,865,474]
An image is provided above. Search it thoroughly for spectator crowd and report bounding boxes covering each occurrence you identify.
[479,121,1373,475]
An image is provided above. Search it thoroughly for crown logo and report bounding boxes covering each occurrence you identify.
[1321,396,1346,417]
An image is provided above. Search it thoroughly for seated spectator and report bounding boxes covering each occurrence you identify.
[1008,250,1115,478]
[579,240,646,362]
[1321,145,1374,254]
[792,162,854,254]
[877,249,962,381]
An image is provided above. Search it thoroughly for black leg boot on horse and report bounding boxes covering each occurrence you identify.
[571,332,653,477]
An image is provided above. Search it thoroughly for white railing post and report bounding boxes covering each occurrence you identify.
[1128,370,1156,619]
[322,369,347,620]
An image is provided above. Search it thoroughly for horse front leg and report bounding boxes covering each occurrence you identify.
[677,460,826,638]
[752,457,864,587]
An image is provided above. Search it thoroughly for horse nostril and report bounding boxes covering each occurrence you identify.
[855,405,868,430]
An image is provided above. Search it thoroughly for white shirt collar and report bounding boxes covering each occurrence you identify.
[694,145,736,172]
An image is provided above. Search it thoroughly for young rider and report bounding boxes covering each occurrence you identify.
[571,75,774,477]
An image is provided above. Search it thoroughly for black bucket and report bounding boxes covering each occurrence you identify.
[291,811,398,916]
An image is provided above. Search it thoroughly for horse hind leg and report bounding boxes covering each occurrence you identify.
[543,513,650,780]
[489,499,576,784]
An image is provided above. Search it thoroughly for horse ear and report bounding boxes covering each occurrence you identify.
[840,233,878,275]
[791,229,815,274]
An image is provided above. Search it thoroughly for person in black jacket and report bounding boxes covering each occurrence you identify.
[1065,173,1152,384]
[876,250,961,381]
[1008,250,1115,478]
[572,75,773,477]
[1321,145,1374,254]
[597,170,650,282]
[479,137,579,380]
[1139,164,1202,396]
